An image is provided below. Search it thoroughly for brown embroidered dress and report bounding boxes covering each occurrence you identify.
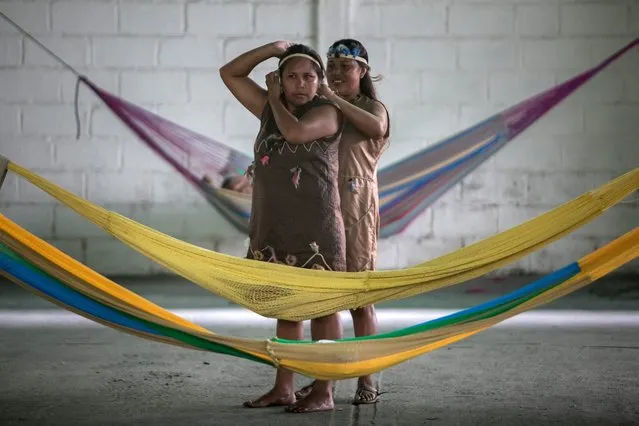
[338,94,390,272]
[246,96,347,272]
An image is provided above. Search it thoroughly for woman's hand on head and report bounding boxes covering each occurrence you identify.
[265,71,281,98]
[271,40,293,57]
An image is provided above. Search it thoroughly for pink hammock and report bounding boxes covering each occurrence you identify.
[62,38,637,237]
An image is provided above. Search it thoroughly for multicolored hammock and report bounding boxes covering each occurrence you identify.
[73,38,638,238]
[2,160,638,322]
[0,203,636,379]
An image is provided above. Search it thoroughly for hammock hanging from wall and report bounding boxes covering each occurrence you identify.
[2,160,638,322]
[0,200,637,379]
[73,39,638,237]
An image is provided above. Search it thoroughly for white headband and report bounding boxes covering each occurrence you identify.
[278,53,322,69]
[327,53,368,66]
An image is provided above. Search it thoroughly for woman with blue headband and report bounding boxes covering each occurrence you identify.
[295,38,390,406]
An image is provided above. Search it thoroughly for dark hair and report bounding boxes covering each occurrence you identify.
[221,176,234,189]
[327,38,380,101]
[278,44,325,80]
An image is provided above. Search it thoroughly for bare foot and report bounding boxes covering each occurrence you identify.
[294,383,314,399]
[296,381,337,400]
[243,388,296,408]
[285,390,334,413]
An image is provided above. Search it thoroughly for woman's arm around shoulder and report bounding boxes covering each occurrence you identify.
[319,84,388,140]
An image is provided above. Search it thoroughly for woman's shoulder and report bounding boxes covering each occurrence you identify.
[354,94,387,115]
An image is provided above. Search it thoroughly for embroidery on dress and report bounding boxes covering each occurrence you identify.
[301,241,332,271]
[290,166,302,189]
[251,245,278,263]
[255,135,328,156]
[348,178,358,193]
[253,242,332,271]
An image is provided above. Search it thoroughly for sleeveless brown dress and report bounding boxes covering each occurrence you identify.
[337,94,390,272]
[246,96,347,272]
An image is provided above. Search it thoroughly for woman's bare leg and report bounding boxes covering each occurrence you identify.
[350,305,378,390]
[286,313,343,413]
[243,319,303,408]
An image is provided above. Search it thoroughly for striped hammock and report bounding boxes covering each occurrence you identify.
[0,207,636,379]
[75,39,638,238]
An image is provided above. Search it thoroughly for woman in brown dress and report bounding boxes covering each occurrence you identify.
[295,39,390,405]
[219,41,346,413]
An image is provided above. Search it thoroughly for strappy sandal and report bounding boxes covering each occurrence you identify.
[352,384,381,405]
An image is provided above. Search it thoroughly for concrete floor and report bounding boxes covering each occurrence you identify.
[1,274,638,425]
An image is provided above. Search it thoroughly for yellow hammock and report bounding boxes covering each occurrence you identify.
[0,211,637,380]
[2,159,639,322]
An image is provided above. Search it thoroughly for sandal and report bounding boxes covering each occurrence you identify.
[352,384,381,405]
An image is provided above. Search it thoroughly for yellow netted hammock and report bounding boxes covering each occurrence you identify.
[1,159,638,321]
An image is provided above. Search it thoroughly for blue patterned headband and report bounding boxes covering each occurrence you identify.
[326,44,368,65]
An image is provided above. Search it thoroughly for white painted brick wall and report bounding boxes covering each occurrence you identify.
[379,4,447,37]
[22,105,88,137]
[25,37,90,68]
[0,0,637,277]
[458,40,519,70]
[392,40,456,71]
[0,70,62,102]
[0,105,20,135]
[119,3,184,36]
[515,5,559,37]
[522,39,591,70]
[449,5,514,36]
[51,2,117,35]
[120,71,188,103]
[0,1,49,35]
[158,38,222,69]
[560,4,628,36]
[254,3,313,37]
[92,37,157,68]
[422,72,488,105]
[0,35,21,66]
[186,3,253,36]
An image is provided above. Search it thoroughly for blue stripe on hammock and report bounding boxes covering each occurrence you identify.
[0,250,160,335]
[379,130,506,207]
[379,136,508,237]
[378,114,503,177]
[377,262,582,338]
